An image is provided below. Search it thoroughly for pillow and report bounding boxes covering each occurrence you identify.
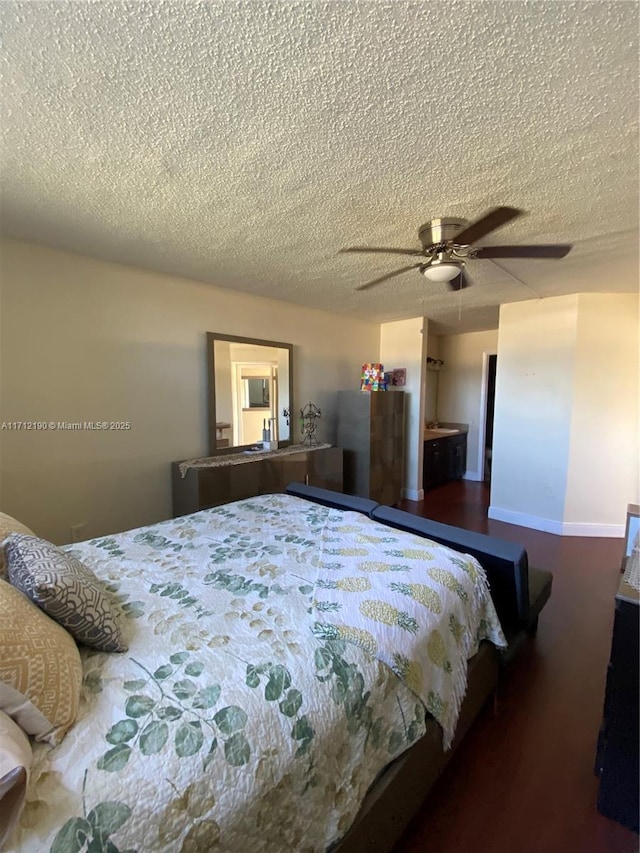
[0,512,35,579]
[4,534,127,653]
[0,579,82,745]
[0,709,32,849]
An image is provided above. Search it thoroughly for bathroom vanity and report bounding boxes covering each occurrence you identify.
[423,427,468,491]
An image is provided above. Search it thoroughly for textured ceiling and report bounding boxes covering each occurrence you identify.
[1,1,638,334]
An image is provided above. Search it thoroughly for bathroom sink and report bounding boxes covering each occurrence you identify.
[427,428,459,434]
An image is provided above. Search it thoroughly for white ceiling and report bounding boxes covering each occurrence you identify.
[1,1,638,334]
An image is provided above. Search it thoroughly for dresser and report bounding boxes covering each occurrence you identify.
[172,444,343,516]
[594,577,639,832]
[336,390,405,506]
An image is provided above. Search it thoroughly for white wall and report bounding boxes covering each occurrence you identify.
[380,317,427,500]
[437,329,499,481]
[563,293,639,530]
[0,238,380,543]
[490,293,639,535]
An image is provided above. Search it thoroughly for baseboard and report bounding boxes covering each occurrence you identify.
[403,488,424,502]
[488,506,625,538]
[488,507,563,534]
[559,522,625,537]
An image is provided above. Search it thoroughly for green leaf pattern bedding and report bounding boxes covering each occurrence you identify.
[10,495,503,853]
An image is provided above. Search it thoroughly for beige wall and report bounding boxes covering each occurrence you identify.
[564,293,639,528]
[436,329,499,481]
[0,238,380,543]
[490,296,578,527]
[490,293,638,535]
[3,238,635,542]
[380,317,427,499]
[424,325,440,424]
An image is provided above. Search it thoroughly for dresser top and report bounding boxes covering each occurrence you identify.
[177,443,333,477]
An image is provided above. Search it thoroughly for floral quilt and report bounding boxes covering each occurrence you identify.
[312,520,506,747]
[10,494,503,853]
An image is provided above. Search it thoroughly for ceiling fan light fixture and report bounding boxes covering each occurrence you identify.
[422,262,461,282]
[341,207,572,292]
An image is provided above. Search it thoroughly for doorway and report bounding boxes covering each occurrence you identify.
[478,353,497,484]
[232,363,278,445]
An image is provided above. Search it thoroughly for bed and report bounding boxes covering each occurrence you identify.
[5,491,509,853]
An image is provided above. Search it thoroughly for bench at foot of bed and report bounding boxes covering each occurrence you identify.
[285,483,553,663]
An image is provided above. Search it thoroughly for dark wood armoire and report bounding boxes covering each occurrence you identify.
[336,390,405,506]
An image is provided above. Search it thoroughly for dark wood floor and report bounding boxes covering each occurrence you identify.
[395,481,637,853]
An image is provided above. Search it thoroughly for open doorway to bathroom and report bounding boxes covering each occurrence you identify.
[478,353,497,484]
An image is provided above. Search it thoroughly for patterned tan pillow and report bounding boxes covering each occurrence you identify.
[0,512,35,579]
[5,534,127,653]
[0,709,32,849]
[0,580,82,745]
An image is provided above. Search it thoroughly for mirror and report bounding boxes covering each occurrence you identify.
[207,332,293,454]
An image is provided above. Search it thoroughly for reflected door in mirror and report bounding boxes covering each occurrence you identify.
[208,333,293,454]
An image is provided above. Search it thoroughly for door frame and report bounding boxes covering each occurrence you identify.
[233,361,277,445]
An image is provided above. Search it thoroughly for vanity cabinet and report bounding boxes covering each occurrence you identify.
[423,439,447,490]
[450,433,467,480]
[172,445,343,516]
[423,432,467,491]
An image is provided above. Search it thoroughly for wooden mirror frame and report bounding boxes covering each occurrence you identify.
[206,332,294,455]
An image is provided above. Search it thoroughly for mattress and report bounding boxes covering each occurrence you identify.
[9,494,504,852]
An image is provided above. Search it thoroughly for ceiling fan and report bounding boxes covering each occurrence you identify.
[339,206,572,292]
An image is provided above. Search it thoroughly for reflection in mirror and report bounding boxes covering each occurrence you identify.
[244,377,270,409]
[207,333,293,454]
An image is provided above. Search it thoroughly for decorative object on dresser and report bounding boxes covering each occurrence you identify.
[391,367,406,386]
[594,576,639,833]
[299,401,322,446]
[336,389,405,506]
[207,332,293,455]
[171,444,343,516]
[360,363,386,391]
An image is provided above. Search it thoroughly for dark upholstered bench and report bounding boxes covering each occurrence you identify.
[284,483,552,662]
[371,506,552,662]
[527,565,553,632]
[285,482,378,516]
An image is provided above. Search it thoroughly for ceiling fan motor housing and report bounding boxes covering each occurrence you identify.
[418,217,469,250]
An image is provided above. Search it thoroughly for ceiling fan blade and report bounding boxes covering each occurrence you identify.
[355,263,423,291]
[339,246,425,257]
[474,244,572,259]
[448,269,471,291]
[453,206,524,246]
